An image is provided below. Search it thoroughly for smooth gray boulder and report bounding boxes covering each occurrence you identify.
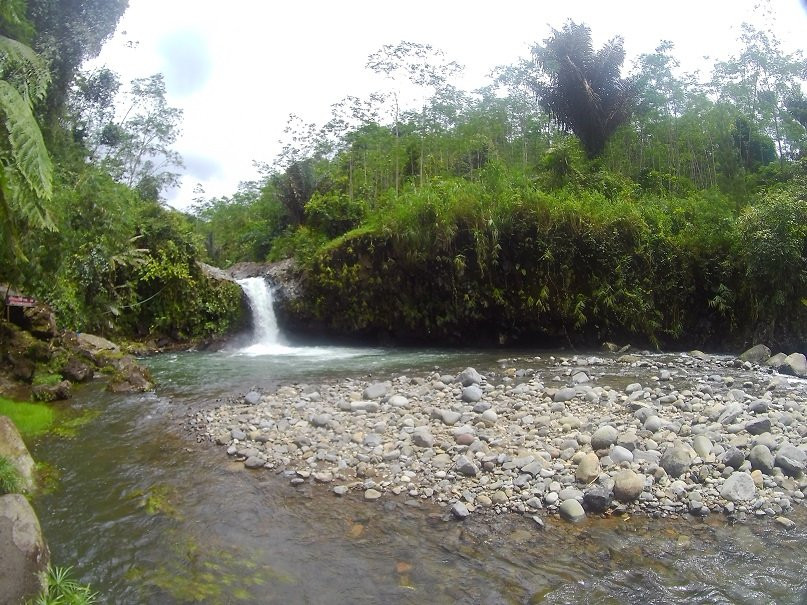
[575,452,601,484]
[720,446,745,470]
[0,494,49,604]
[362,383,389,400]
[720,472,756,502]
[780,353,807,378]
[775,444,806,475]
[591,425,618,451]
[738,344,771,364]
[582,487,612,513]
[457,367,483,387]
[0,417,35,492]
[659,446,692,478]
[411,428,434,448]
[613,470,644,502]
[455,455,479,477]
[559,498,586,522]
[461,385,483,403]
[553,388,577,402]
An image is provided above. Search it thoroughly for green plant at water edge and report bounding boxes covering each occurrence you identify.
[28,566,97,605]
[0,455,22,495]
[0,397,56,438]
[32,372,63,387]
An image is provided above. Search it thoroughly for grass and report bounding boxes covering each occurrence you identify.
[28,566,97,605]
[0,455,22,495]
[0,397,56,438]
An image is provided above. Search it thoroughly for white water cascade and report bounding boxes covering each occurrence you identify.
[235,276,363,358]
[237,277,281,346]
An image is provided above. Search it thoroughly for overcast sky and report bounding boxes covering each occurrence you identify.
[90,0,807,210]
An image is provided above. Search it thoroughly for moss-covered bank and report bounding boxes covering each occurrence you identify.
[278,176,806,351]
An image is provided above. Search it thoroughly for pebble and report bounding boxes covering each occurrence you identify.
[559,498,586,522]
[201,351,807,524]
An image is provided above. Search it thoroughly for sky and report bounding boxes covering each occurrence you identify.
[90,0,807,210]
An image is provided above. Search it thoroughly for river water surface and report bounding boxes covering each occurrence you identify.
[28,344,807,604]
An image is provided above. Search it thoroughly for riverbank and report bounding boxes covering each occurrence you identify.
[198,349,807,525]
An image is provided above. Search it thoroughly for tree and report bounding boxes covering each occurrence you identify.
[93,74,184,200]
[0,13,54,264]
[531,21,635,158]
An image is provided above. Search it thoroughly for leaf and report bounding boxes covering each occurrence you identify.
[0,35,50,101]
[0,79,53,200]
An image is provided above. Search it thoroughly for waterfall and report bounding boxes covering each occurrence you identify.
[237,277,281,345]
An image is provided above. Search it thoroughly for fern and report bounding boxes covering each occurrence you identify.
[0,80,53,201]
[0,35,50,101]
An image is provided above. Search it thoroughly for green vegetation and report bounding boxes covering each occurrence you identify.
[1,1,805,350]
[0,1,244,347]
[0,397,55,437]
[28,566,97,605]
[0,455,22,494]
[192,23,806,349]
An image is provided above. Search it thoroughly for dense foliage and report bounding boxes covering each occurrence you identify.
[194,23,807,350]
[0,1,244,344]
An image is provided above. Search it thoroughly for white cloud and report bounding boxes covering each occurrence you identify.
[92,0,807,209]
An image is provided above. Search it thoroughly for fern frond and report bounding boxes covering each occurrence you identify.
[0,80,53,201]
[0,35,50,101]
[2,165,53,230]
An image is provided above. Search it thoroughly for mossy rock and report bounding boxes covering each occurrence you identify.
[31,380,71,402]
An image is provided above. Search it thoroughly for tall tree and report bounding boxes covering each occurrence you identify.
[531,21,635,158]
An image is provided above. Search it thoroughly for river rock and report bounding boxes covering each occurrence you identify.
[244,391,261,405]
[479,409,497,426]
[455,455,479,477]
[457,367,483,387]
[765,353,788,368]
[746,417,771,435]
[0,494,49,603]
[76,332,120,361]
[559,498,586,522]
[720,446,745,470]
[553,388,577,402]
[364,489,382,500]
[576,452,601,484]
[60,357,93,382]
[775,444,807,475]
[387,395,409,408]
[610,445,634,464]
[0,417,35,493]
[362,383,389,400]
[582,486,612,513]
[717,403,743,425]
[107,355,153,393]
[693,435,713,459]
[720,472,756,502]
[644,415,662,432]
[32,380,71,402]
[451,502,470,519]
[738,344,771,364]
[659,446,691,478]
[780,353,807,378]
[461,385,483,403]
[411,428,434,448]
[244,456,266,468]
[613,470,644,502]
[591,426,618,451]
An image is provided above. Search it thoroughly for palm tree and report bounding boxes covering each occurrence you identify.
[531,21,635,158]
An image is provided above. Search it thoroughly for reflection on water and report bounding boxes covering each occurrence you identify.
[29,349,807,604]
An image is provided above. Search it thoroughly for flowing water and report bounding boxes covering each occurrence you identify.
[28,279,807,604]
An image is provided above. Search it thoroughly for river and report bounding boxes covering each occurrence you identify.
[27,280,807,604]
[28,345,807,605]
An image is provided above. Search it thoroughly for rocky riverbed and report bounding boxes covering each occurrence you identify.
[196,349,807,525]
